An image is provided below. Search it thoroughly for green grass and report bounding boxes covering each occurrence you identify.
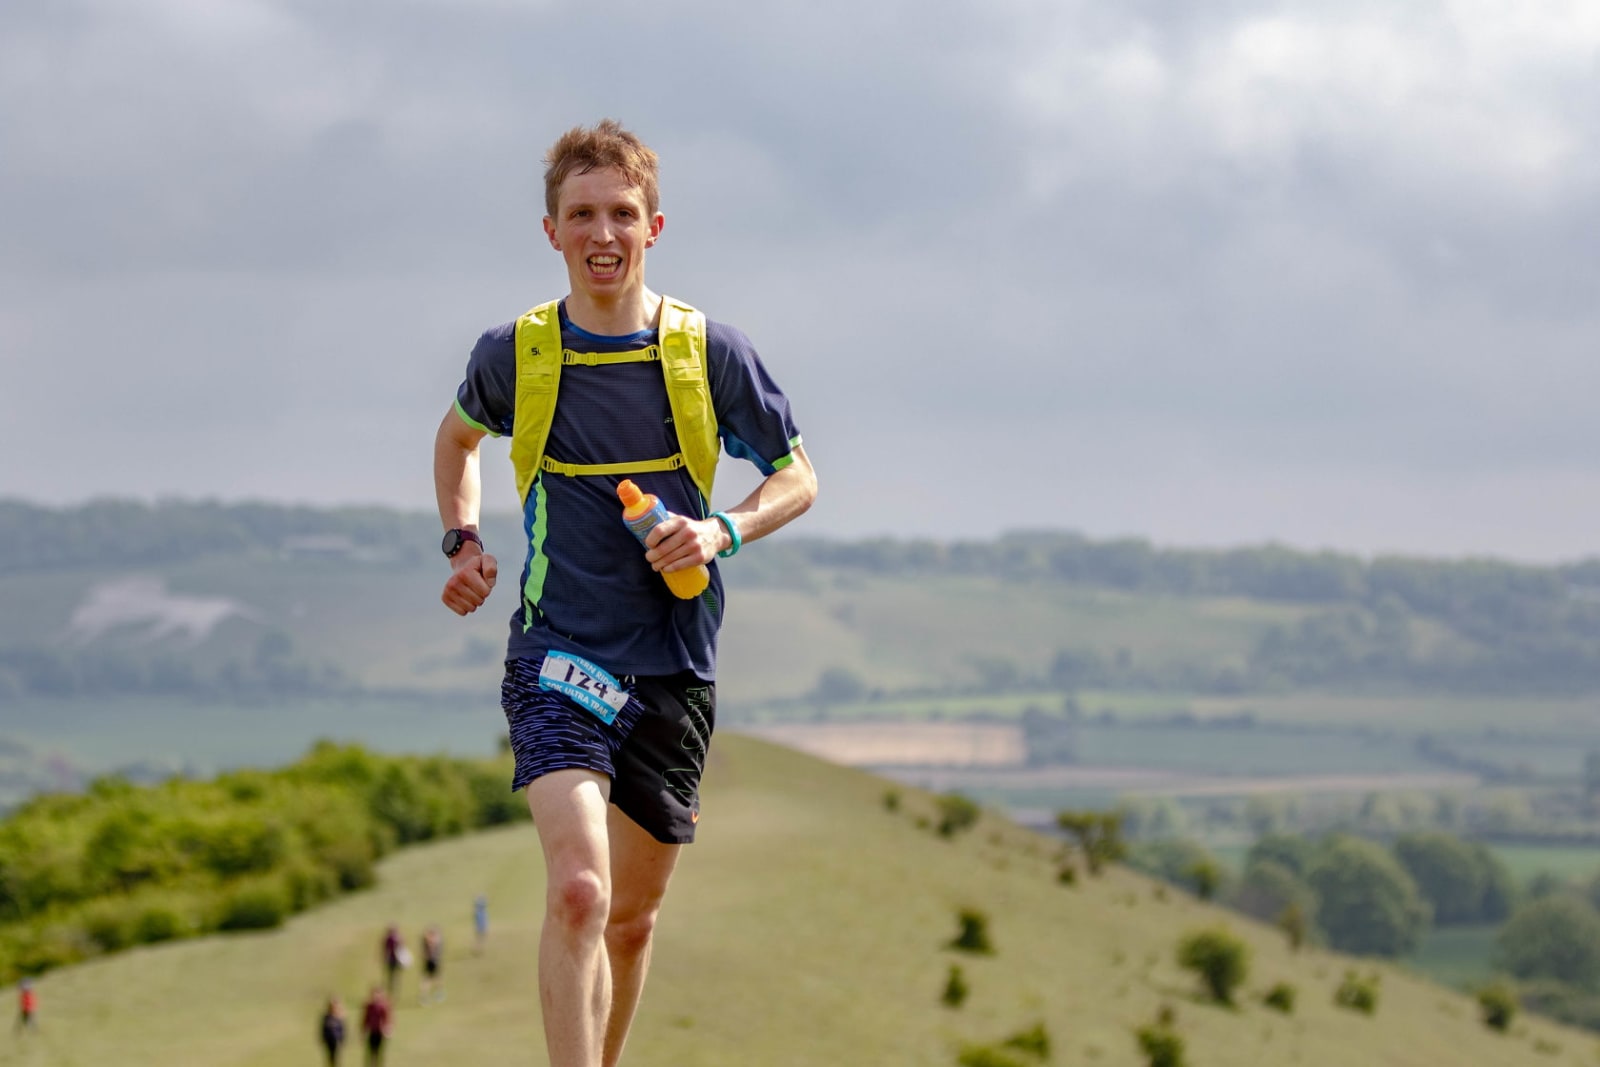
[0,736,1591,1067]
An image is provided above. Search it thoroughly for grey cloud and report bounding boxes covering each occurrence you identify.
[2,0,1598,560]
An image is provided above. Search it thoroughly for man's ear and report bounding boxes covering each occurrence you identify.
[543,216,560,251]
[645,212,665,249]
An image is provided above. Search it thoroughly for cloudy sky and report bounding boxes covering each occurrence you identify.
[2,0,1596,562]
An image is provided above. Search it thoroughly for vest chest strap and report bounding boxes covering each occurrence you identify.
[539,453,687,479]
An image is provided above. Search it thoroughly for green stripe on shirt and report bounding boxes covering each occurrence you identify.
[454,398,498,437]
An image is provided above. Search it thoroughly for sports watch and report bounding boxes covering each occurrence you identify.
[441,528,483,558]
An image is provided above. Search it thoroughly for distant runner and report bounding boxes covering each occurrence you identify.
[435,119,817,1067]
[15,978,36,1035]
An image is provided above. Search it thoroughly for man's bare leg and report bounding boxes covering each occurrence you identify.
[601,807,681,1067]
[526,769,614,1067]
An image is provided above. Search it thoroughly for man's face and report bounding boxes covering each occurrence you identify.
[543,167,663,306]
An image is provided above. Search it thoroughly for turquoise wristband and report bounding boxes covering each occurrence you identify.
[711,511,741,558]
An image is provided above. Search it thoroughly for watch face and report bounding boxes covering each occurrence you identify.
[442,529,480,557]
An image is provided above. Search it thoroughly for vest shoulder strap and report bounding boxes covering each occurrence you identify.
[659,298,719,505]
[508,296,720,507]
[510,300,562,505]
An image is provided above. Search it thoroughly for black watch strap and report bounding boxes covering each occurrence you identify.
[441,528,483,558]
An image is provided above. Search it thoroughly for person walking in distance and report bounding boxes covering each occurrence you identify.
[361,986,392,1067]
[15,978,37,1036]
[319,995,347,1065]
[473,893,489,955]
[419,925,444,1004]
[380,924,407,998]
[434,119,817,1067]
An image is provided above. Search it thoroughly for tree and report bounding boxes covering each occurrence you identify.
[1056,810,1126,875]
[1472,843,1519,922]
[1392,832,1486,926]
[1495,895,1600,992]
[1246,833,1314,878]
[1306,835,1430,957]
[1230,859,1318,928]
[1127,838,1216,889]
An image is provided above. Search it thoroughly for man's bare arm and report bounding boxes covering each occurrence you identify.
[434,408,499,615]
[644,444,818,573]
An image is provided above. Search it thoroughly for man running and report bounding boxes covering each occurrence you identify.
[434,119,816,1067]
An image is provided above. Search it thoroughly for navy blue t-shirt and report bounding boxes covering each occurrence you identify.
[453,300,802,681]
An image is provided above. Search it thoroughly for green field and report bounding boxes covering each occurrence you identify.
[1494,844,1600,885]
[1406,925,1500,991]
[0,737,1592,1067]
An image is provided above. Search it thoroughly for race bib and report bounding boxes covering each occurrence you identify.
[538,652,629,725]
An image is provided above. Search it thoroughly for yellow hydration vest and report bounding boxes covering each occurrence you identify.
[508,296,720,508]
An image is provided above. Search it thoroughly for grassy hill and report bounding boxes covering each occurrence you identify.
[1,736,1591,1067]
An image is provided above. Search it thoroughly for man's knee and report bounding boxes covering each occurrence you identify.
[606,899,662,958]
[548,868,611,935]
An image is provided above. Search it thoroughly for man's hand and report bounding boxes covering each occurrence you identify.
[442,544,498,615]
[644,515,727,573]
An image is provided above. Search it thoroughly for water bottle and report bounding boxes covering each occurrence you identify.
[616,479,709,599]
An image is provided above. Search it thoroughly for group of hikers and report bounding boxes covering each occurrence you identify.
[318,897,487,1065]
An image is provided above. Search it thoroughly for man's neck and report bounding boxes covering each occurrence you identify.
[564,288,661,337]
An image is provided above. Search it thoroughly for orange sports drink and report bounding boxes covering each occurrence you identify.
[616,479,710,599]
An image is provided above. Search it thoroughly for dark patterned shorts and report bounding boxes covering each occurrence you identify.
[501,656,715,844]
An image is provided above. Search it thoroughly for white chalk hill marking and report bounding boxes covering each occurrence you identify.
[67,576,260,644]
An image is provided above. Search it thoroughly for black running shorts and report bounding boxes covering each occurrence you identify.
[501,656,715,844]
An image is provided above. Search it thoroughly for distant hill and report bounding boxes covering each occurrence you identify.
[4,496,1600,707]
[0,736,1587,1067]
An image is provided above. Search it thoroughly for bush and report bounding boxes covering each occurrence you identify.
[217,879,289,931]
[283,860,340,911]
[1334,971,1380,1015]
[937,793,982,838]
[942,965,969,1008]
[1277,902,1310,952]
[1476,980,1518,1032]
[949,908,995,955]
[6,922,96,977]
[957,1047,1031,1067]
[1177,928,1250,1005]
[1002,1022,1050,1059]
[1262,982,1296,1014]
[1136,1021,1187,1067]
[133,901,186,944]
[81,899,137,952]
[464,763,524,827]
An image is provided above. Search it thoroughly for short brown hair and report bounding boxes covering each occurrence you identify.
[543,119,660,219]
